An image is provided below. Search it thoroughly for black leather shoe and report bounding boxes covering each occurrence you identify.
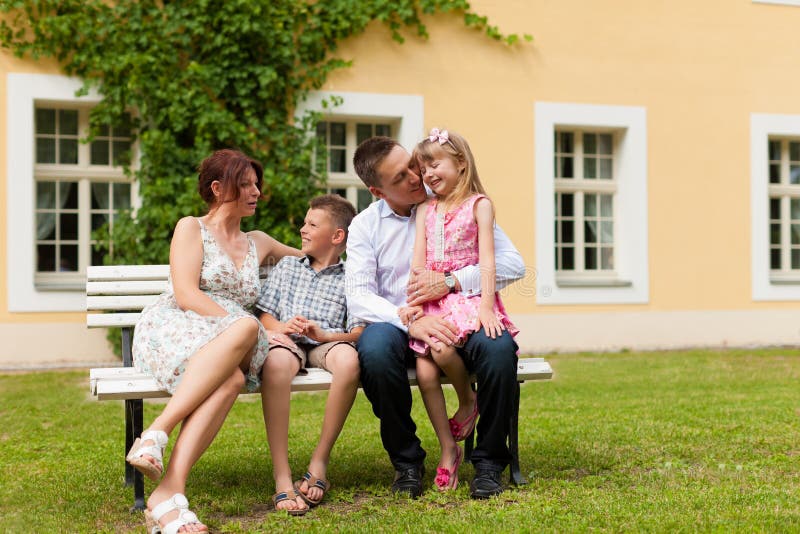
[470,467,505,499]
[391,464,425,499]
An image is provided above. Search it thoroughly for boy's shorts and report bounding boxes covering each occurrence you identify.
[268,339,355,372]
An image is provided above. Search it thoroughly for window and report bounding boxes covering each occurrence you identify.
[316,120,394,212]
[535,102,648,305]
[34,106,134,289]
[751,114,800,301]
[554,131,617,280]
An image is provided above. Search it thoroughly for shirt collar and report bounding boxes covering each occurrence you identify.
[298,255,344,273]
[377,198,418,220]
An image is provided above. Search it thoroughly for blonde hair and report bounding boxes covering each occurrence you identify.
[413,129,488,209]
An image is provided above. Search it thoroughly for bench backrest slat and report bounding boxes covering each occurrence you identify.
[88,265,171,281]
[87,295,159,312]
[87,280,168,296]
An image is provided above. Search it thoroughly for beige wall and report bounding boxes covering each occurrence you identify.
[3,1,800,361]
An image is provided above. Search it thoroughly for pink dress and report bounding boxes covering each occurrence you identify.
[409,194,518,354]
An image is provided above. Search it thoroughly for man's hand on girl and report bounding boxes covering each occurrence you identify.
[398,305,423,326]
[409,315,458,348]
[407,267,450,306]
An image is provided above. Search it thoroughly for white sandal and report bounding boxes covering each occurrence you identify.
[145,493,207,534]
[126,429,168,481]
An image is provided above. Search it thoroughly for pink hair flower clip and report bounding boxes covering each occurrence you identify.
[428,128,450,145]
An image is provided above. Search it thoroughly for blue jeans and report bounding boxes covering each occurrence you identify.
[357,322,519,472]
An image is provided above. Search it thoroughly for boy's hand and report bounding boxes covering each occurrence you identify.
[302,320,329,343]
[282,315,308,335]
[476,306,505,339]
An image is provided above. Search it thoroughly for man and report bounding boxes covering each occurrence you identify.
[346,136,525,499]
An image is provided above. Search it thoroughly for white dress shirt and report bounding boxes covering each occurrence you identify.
[345,198,526,331]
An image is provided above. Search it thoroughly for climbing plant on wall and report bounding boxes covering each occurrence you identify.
[0,0,528,263]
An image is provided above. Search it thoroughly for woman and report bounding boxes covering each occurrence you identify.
[126,149,299,532]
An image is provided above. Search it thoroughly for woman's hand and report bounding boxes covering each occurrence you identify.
[267,331,297,348]
[476,306,505,339]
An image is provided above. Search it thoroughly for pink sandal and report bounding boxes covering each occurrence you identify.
[434,446,463,491]
[448,401,479,442]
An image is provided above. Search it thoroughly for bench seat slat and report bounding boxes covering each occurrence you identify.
[87,280,168,296]
[89,359,553,401]
[87,295,158,312]
[87,313,142,328]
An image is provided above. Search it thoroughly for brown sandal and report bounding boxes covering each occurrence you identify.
[272,489,308,516]
[293,471,331,507]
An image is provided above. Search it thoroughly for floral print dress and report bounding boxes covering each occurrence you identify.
[133,218,269,393]
[409,194,519,354]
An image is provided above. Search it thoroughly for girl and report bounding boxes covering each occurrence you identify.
[398,128,518,492]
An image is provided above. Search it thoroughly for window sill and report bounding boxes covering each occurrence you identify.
[769,277,800,285]
[34,280,85,292]
[556,278,633,288]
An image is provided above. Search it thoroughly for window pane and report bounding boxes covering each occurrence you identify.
[790,141,800,161]
[791,198,800,220]
[599,158,613,179]
[36,182,57,208]
[771,248,781,269]
[92,213,109,231]
[375,124,391,137]
[770,198,781,219]
[357,188,373,212]
[600,194,613,217]
[37,213,56,240]
[559,156,573,178]
[585,220,597,243]
[792,224,800,245]
[584,157,596,179]
[770,164,781,184]
[60,245,78,272]
[561,193,574,216]
[558,132,573,153]
[36,138,56,164]
[601,247,614,269]
[584,133,597,154]
[329,149,346,173]
[790,165,800,185]
[356,124,372,144]
[769,140,781,160]
[92,183,109,209]
[113,183,132,210]
[771,223,781,245]
[60,213,78,240]
[97,124,110,137]
[560,221,574,243]
[316,121,327,138]
[112,140,132,166]
[92,246,106,266]
[60,182,78,209]
[584,194,596,216]
[59,139,78,164]
[36,108,56,134]
[59,109,78,135]
[561,247,574,270]
[91,140,110,165]
[114,123,131,138]
[37,244,56,272]
[793,249,800,270]
[329,122,345,146]
[601,221,614,243]
[585,247,597,269]
[598,134,613,155]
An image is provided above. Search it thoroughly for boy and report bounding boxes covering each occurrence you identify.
[255,194,365,515]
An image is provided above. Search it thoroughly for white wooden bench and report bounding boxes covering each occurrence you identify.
[87,265,553,510]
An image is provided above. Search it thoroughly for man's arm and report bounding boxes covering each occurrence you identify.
[345,218,406,330]
[406,223,525,305]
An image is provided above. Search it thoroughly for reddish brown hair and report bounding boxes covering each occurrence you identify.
[197,149,263,207]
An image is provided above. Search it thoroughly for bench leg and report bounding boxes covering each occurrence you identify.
[508,381,527,485]
[125,398,145,511]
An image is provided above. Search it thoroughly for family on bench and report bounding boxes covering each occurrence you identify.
[125,132,527,532]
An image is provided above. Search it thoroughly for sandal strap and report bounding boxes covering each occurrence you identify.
[302,471,329,491]
[150,493,189,522]
[162,510,202,534]
[131,430,168,465]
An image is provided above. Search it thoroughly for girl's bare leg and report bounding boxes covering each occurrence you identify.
[415,355,459,467]
[431,344,476,422]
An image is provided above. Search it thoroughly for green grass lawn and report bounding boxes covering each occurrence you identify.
[2,348,800,532]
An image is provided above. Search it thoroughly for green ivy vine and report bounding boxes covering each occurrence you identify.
[0,0,529,264]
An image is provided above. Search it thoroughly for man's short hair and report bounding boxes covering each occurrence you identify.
[353,136,400,188]
[309,194,356,236]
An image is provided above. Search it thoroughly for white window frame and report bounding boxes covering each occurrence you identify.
[535,102,648,305]
[7,73,139,312]
[752,0,800,6]
[316,119,397,211]
[751,113,800,300]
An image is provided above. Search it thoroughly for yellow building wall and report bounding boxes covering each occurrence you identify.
[3,1,800,361]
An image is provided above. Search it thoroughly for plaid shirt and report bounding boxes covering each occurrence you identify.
[255,256,366,345]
